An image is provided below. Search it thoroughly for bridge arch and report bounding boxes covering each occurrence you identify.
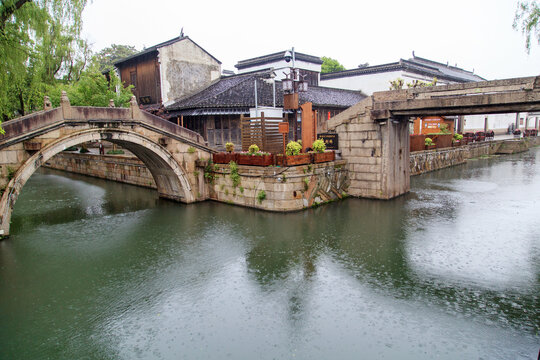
[0,128,196,236]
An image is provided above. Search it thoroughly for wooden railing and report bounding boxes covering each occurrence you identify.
[240,112,284,154]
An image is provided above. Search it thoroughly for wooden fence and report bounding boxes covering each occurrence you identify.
[241,112,284,154]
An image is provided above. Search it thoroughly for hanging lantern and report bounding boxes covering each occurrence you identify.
[282,78,293,92]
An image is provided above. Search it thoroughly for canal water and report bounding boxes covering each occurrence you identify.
[0,149,539,360]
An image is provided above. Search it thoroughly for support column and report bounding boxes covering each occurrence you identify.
[380,117,410,199]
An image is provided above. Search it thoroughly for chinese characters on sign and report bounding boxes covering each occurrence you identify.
[317,133,338,150]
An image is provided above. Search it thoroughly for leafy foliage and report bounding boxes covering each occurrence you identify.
[257,190,266,204]
[248,144,259,154]
[92,44,138,73]
[285,141,302,156]
[311,139,326,153]
[229,161,240,188]
[389,77,438,90]
[46,66,134,108]
[321,56,346,73]
[0,0,89,120]
[513,1,540,53]
[225,142,235,153]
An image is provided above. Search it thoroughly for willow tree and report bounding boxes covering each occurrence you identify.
[0,0,88,121]
[513,0,540,53]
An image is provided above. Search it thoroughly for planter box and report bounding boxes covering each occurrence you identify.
[275,154,312,166]
[452,140,462,147]
[213,152,237,164]
[312,151,335,163]
[425,145,436,150]
[237,154,273,166]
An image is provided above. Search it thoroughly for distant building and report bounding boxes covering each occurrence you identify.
[319,54,485,94]
[235,50,323,86]
[114,36,221,107]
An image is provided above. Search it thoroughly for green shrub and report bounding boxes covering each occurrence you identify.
[248,144,259,154]
[229,161,240,188]
[286,141,302,156]
[425,137,433,146]
[106,149,124,155]
[257,190,266,204]
[188,146,196,154]
[225,142,235,153]
[453,133,463,141]
[312,139,326,153]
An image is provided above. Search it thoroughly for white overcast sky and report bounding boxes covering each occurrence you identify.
[82,0,539,80]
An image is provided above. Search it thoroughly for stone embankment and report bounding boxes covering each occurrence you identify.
[44,137,540,205]
[410,137,540,175]
[44,152,156,188]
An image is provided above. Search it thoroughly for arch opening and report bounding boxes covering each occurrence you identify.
[0,129,196,236]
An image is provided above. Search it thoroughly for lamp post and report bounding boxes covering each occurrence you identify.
[282,47,308,141]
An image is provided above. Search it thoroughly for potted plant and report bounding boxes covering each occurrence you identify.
[425,137,436,150]
[311,139,335,163]
[213,142,238,164]
[237,144,274,166]
[276,141,312,166]
[452,133,463,146]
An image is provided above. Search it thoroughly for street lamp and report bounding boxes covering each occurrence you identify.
[282,47,308,141]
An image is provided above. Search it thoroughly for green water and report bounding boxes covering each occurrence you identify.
[1,149,539,359]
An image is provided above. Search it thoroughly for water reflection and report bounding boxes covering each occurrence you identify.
[1,150,539,359]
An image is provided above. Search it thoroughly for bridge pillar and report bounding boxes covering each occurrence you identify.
[328,97,410,200]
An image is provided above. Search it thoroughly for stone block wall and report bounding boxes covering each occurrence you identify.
[328,98,409,199]
[44,152,157,188]
[210,160,349,211]
[410,138,540,175]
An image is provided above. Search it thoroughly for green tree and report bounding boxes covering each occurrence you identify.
[92,44,138,73]
[513,0,540,53]
[0,0,88,120]
[321,56,346,73]
[47,65,134,108]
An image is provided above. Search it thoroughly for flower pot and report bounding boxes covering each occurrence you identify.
[237,154,274,166]
[425,145,436,150]
[275,154,312,166]
[213,152,237,164]
[312,151,335,163]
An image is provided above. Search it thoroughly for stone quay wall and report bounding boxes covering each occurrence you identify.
[410,137,540,175]
[210,160,349,211]
[44,152,157,188]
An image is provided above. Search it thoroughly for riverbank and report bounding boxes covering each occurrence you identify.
[44,137,540,205]
[410,137,540,175]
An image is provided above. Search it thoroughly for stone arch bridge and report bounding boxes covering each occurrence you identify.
[0,94,214,236]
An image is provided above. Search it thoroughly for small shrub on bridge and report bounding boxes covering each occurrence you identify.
[188,146,196,154]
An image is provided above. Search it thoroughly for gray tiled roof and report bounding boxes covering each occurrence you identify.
[321,56,485,83]
[235,50,323,70]
[166,69,365,113]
